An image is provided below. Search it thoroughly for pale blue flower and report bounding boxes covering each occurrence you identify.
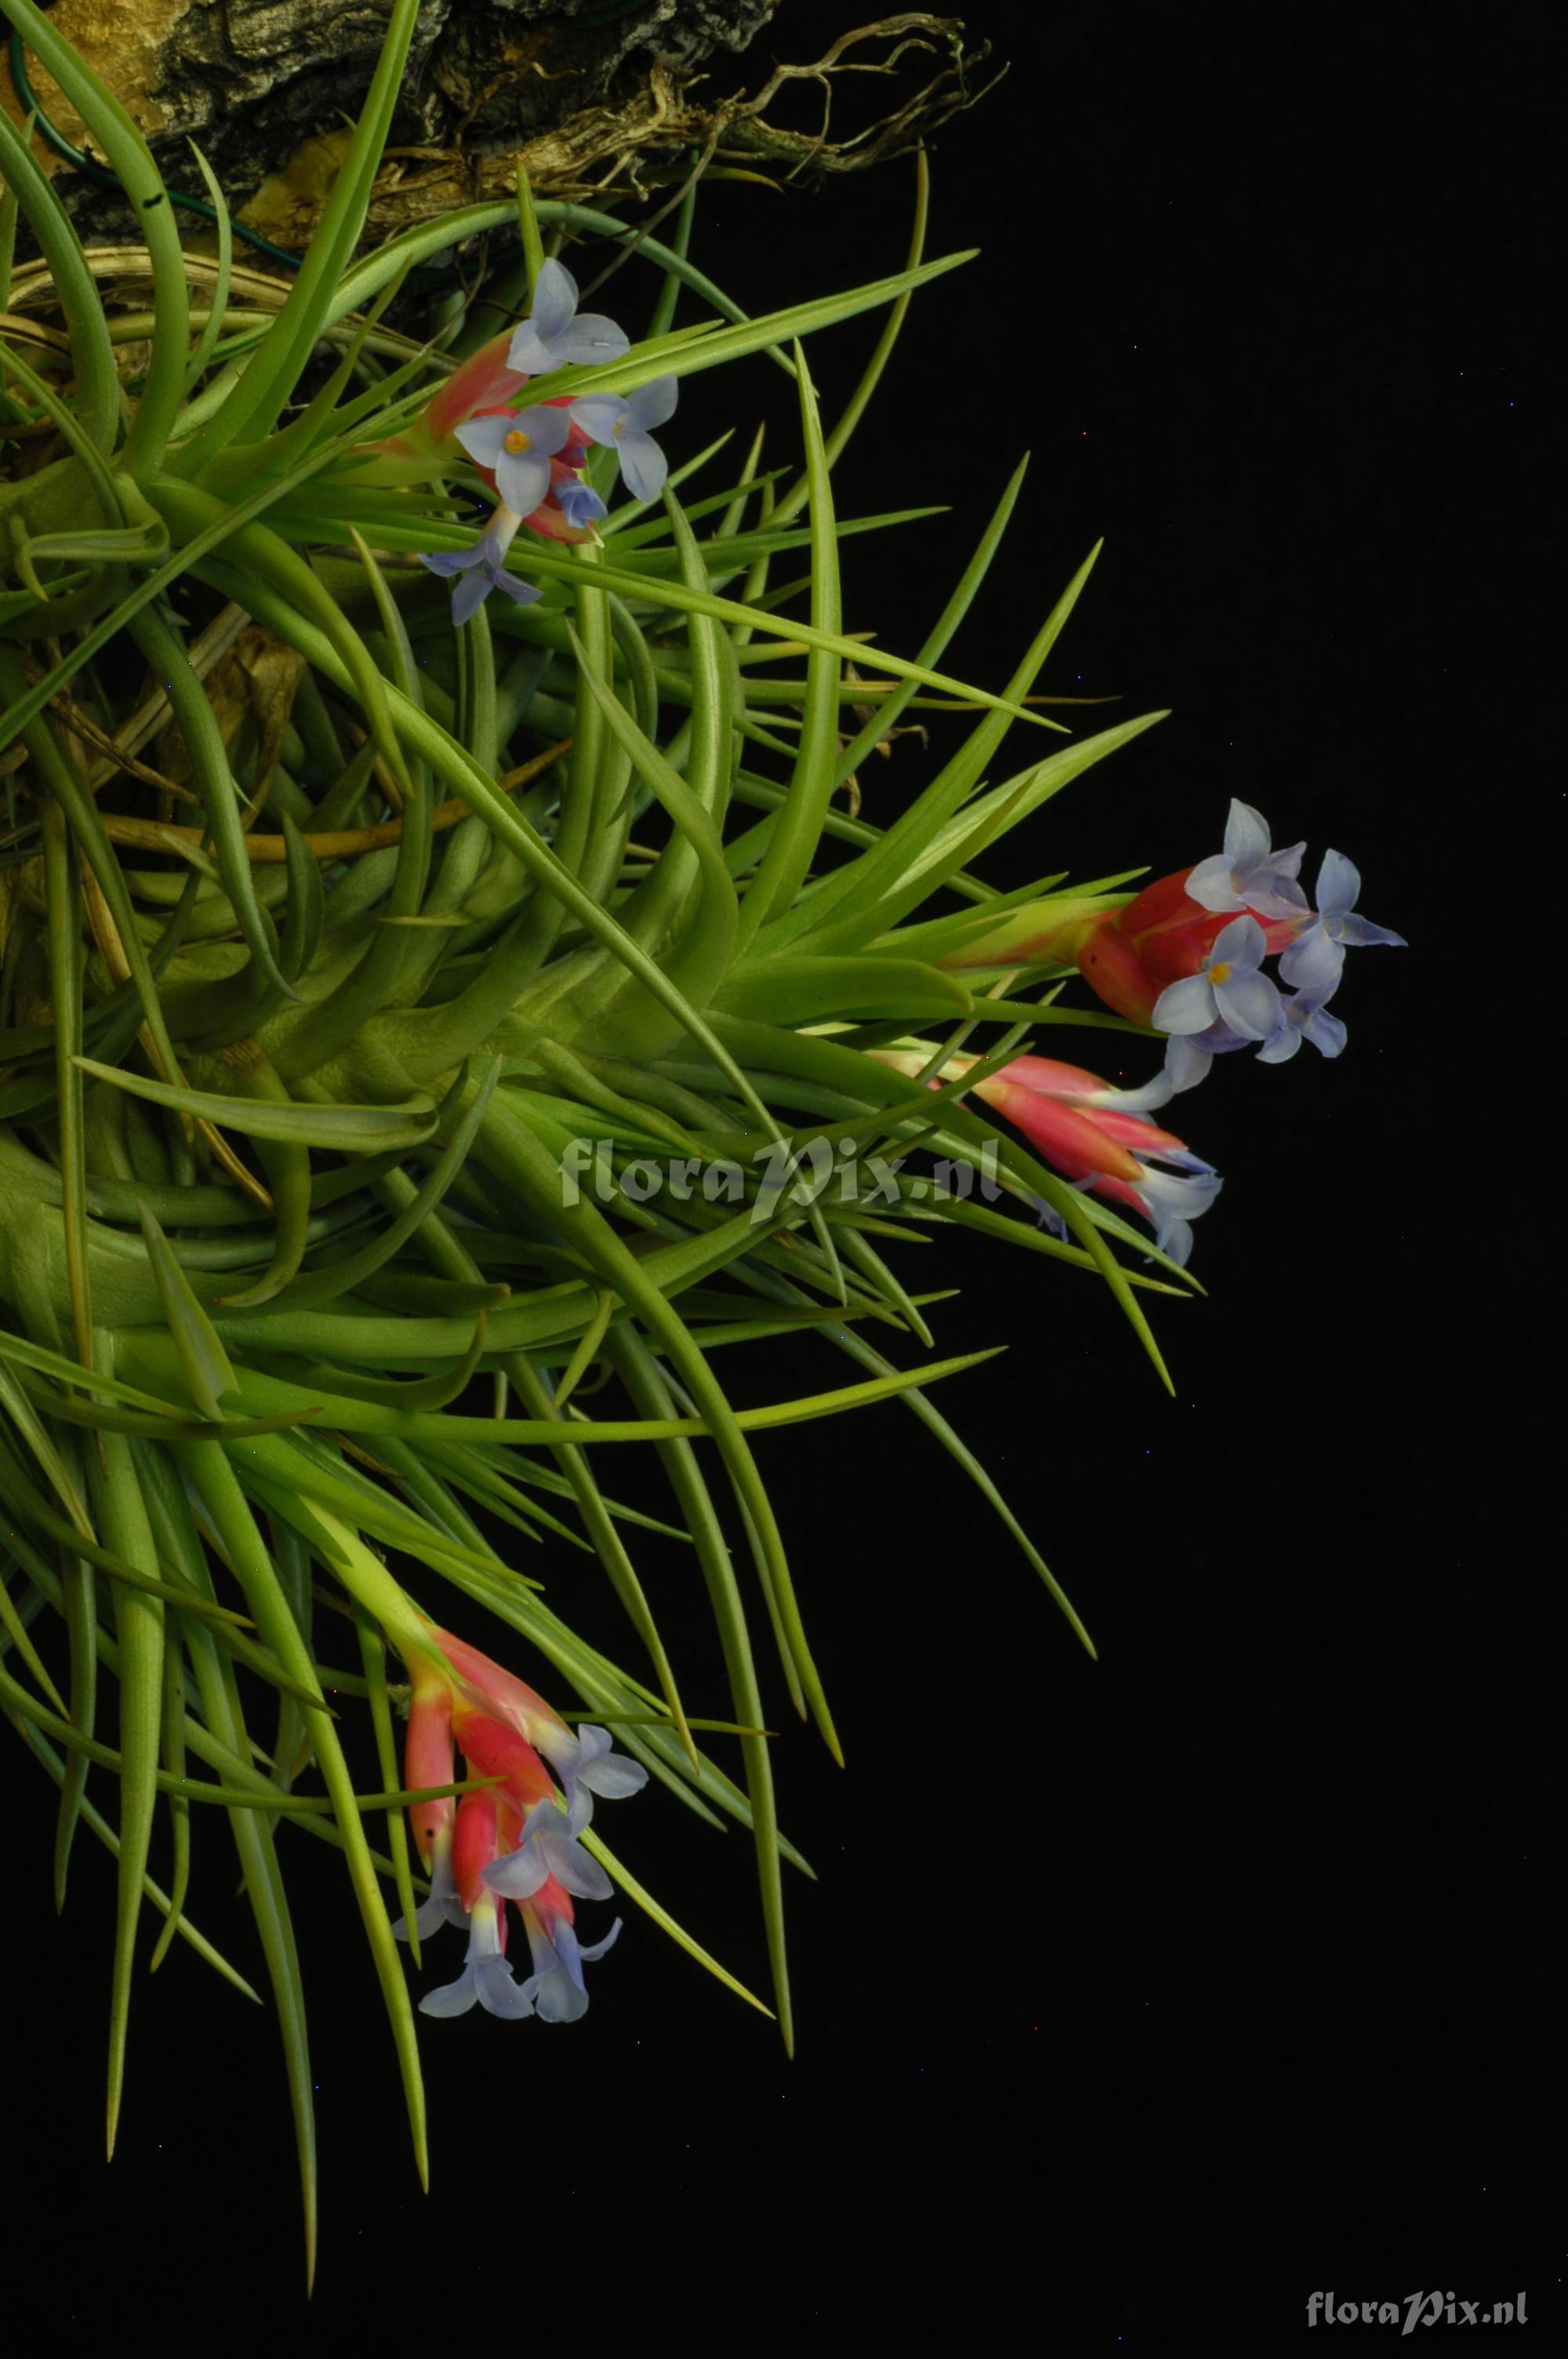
[506,259,630,375]
[1186,798,1309,920]
[454,404,572,518]
[569,378,679,502]
[1255,983,1348,1063]
[418,511,542,626]
[1278,849,1406,991]
[1033,1140,1221,1267]
[1155,1025,1252,1098]
[520,1910,622,2026]
[418,1896,535,2021]
[531,1721,649,1835]
[1129,1165,1224,1267]
[555,477,608,532]
[1152,914,1283,1041]
[482,1797,615,1905]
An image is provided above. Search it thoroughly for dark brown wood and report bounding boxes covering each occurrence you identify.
[2,3,993,258]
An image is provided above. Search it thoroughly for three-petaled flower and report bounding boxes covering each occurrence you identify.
[1151,913,1283,1041]
[1278,849,1406,991]
[417,509,543,627]
[517,1883,624,2026]
[568,378,680,502]
[1255,981,1347,1063]
[554,474,609,533]
[1185,798,1309,921]
[506,259,631,376]
[454,404,575,520]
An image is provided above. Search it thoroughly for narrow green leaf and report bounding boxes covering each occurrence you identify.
[354,1606,423,1971]
[170,0,422,471]
[734,340,842,943]
[180,141,234,393]
[147,1621,192,1968]
[582,1824,771,2019]
[170,1442,428,2197]
[7,1714,263,2002]
[73,1058,437,1150]
[136,1201,238,1423]
[85,1414,165,2159]
[607,1328,792,2045]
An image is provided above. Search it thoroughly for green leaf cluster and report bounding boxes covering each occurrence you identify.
[0,0,1189,2273]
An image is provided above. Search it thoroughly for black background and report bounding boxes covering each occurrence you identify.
[13,2,1556,2343]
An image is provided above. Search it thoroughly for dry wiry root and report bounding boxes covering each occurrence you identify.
[4,13,996,260]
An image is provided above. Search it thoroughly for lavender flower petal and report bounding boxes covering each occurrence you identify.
[1186,798,1308,918]
[1212,964,1282,1041]
[507,260,630,375]
[1152,972,1222,1034]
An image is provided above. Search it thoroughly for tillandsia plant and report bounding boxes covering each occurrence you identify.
[0,0,1403,2278]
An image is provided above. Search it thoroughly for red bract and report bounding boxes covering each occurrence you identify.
[873,1045,1221,1263]
[404,1671,456,1867]
[935,864,1305,1025]
[397,1622,644,2021]
[451,1785,506,1916]
[356,346,600,541]
[452,1704,557,1825]
[1076,867,1301,1023]
[973,1057,1191,1187]
[423,330,530,448]
[402,1622,570,1868]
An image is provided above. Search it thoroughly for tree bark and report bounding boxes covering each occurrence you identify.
[2,3,991,257]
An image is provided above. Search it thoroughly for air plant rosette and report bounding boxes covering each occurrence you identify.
[0,0,1403,2279]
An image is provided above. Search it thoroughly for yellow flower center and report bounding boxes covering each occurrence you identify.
[1209,960,1232,985]
[504,429,532,455]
